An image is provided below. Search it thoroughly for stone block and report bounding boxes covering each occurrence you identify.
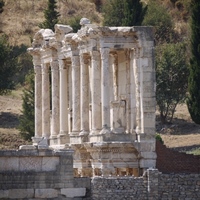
[135,141,155,152]
[141,152,157,159]
[140,159,156,168]
[19,157,42,171]
[61,188,86,198]
[0,157,19,171]
[9,189,34,199]
[35,188,58,198]
[42,157,59,171]
[19,145,37,150]
[0,190,8,198]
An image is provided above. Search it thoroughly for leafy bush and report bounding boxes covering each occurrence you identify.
[155,133,164,144]
[156,42,189,123]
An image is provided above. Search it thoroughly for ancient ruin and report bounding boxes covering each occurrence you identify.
[28,18,156,177]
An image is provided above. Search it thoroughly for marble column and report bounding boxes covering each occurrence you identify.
[42,63,50,139]
[71,55,81,135]
[59,59,69,138]
[90,51,101,134]
[50,60,60,140]
[34,64,42,138]
[100,48,111,133]
[125,49,131,133]
[133,48,142,140]
[80,54,89,136]
[112,52,118,101]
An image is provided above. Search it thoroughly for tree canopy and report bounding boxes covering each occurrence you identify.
[0,35,17,95]
[103,0,147,26]
[187,0,200,124]
[39,0,60,31]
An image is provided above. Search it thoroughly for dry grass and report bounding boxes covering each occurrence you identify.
[1,0,102,46]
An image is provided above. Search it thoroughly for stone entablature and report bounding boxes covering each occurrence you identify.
[28,18,156,177]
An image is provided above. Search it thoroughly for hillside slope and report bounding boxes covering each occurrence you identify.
[0,0,102,46]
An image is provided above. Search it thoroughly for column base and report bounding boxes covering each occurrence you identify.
[90,129,101,135]
[58,131,70,144]
[50,135,58,146]
[99,125,111,135]
[79,130,89,136]
[31,137,49,149]
[70,134,89,144]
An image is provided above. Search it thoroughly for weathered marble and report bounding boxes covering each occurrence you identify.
[29,19,156,177]
[90,51,101,134]
[41,63,50,139]
[71,55,81,135]
[50,60,60,139]
[80,54,89,136]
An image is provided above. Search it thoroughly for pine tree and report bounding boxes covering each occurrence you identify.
[39,0,60,31]
[0,35,17,95]
[0,0,4,14]
[187,0,200,124]
[18,71,35,141]
[103,0,147,26]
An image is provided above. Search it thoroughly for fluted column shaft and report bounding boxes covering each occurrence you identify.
[34,65,42,138]
[100,48,110,130]
[50,60,59,137]
[71,55,81,134]
[80,54,89,135]
[59,59,68,135]
[133,48,142,137]
[42,63,50,138]
[91,51,101,134]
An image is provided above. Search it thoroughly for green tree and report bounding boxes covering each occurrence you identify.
[187,0,200,124]
[142,0,176,44]
[103,0,147,26]
[39,0,60,31]
[0,35,17,95]
[156,42,189,123]
[18,71,35,141]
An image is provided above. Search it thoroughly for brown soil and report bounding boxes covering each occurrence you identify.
[0,90,200,151]
[156,104,200,152]
[0,90,30,149]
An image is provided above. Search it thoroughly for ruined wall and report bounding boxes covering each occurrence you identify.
[0,149,200,200]
[0,148,85,199]
[156,140,200,173]
[89,169,200,200]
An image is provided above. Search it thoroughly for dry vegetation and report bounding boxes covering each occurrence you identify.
[0,0,102,46]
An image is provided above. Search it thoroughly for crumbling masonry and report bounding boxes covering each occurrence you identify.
[28,18,156,177]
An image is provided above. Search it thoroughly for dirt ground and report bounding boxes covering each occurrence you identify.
[0,90,200,151]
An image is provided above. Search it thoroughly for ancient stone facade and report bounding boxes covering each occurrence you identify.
[28,18,156,177]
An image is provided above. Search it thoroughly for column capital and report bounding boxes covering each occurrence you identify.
[34,65,42,74]
[80,54,90,65]
[90,50,100,60]
[100,48,110,59]
[71,55,80,67]
[41,63,49,73]
[50,60,59,71]
[59,59,67,70]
